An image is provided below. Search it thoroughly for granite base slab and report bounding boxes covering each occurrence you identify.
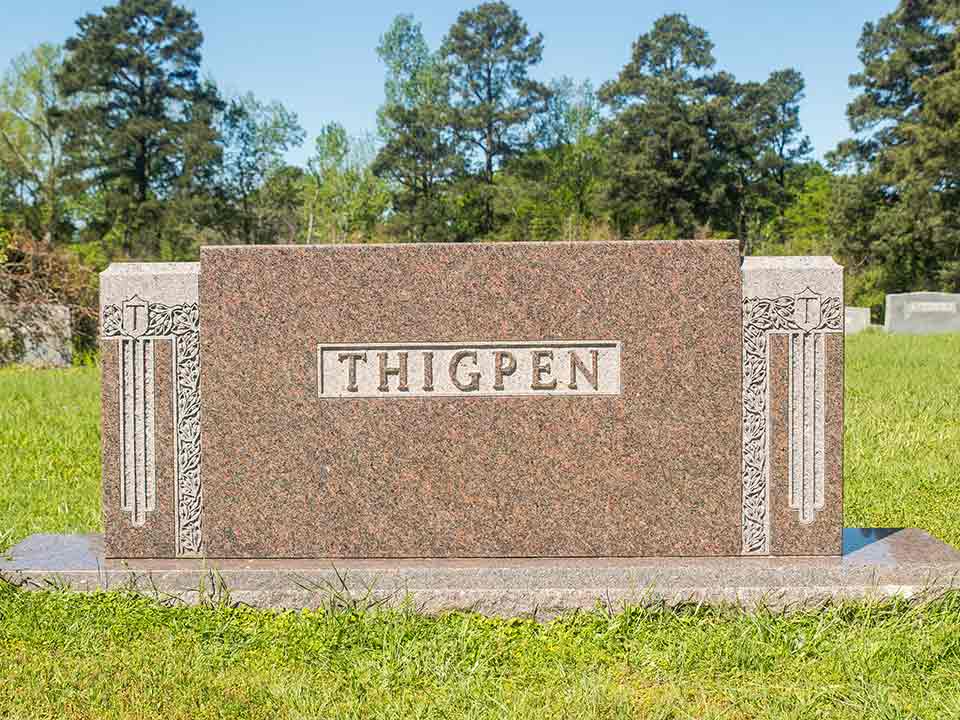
[3,529,959,616]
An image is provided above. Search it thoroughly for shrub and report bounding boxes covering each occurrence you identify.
[0,230,99,363]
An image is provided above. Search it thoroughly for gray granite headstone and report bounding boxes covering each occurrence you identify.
[844,307,871,335]
[884,292,960,335]
[0,303,72,367]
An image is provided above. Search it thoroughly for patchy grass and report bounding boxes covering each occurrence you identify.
[1,586,960,719]
[0,366,100,552]
[1,332,959,718]
[844,331,960,547]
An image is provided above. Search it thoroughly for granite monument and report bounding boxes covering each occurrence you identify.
[885,291,960,335]
[0,303,72,367]
[6,240,960,612]
[96,242,844,559]
[844,307,871,335]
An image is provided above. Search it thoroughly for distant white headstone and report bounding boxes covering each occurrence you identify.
[0,304,72,366]
[844,307,870,335]
[884,292,960,334]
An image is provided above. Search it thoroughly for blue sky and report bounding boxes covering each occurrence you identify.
[1,0,898,167]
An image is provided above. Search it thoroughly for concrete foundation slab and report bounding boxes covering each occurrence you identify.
[3,529,958,616]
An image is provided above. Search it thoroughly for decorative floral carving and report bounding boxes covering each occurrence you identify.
[172,311,202,555]
[742,293,841,555]
[102,300,202,556]
[102,304,122,336]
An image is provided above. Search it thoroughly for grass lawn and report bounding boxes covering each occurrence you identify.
[1,331,959,718]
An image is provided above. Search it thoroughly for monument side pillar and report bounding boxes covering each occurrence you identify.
[99,263,202,558]
[741,257,844,556]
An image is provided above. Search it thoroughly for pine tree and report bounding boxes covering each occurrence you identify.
[831,0,960,292]
[440,2,551,236]
[372,15,462,242]
[55,0,221,257]
[599,14,726,238]
[600,14,811,244]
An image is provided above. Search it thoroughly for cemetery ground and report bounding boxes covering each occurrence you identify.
[1,332,959,718]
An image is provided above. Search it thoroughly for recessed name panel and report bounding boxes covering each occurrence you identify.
[317,341,621,398]
[906,301,957,315]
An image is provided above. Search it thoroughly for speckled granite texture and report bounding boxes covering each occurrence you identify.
[101,339,178,557]
[199,241,744,558]
[4,530,959,615]
[769,334,844,555]
[99,262,200,559]
[740,256,844,558]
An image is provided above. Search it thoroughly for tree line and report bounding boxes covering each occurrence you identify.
[1,0,959,313]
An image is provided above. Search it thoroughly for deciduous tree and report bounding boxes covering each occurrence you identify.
[0,44,74,242]
[304,123,389,243]
[373,15,462,242]
[497,78,608,240]
[218,92,305,243]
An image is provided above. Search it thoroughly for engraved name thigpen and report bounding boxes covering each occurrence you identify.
[317,341,622,399]
[102,297,202,557]
[741,289,841,555]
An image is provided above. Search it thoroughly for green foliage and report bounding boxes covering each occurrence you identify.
[830,0,960,296]
[599,14,811,244]
[599,14,724,237]
[496,78,608,241]
[249,165,310,245]
[377,13,433,112]
[753,164,833,256]
[373,15,463,242]
[304,123,389,243]
[217,92,305,243]
[0,44,73,242]
[726,68,813,251]
[778,168,831,251]
[4,0,957,273]
[55,0,223,258]
[845,266,888,318]
[440,1,551,235]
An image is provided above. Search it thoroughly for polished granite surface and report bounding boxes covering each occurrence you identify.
[2,529,959,615]
[4,528,959,571]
